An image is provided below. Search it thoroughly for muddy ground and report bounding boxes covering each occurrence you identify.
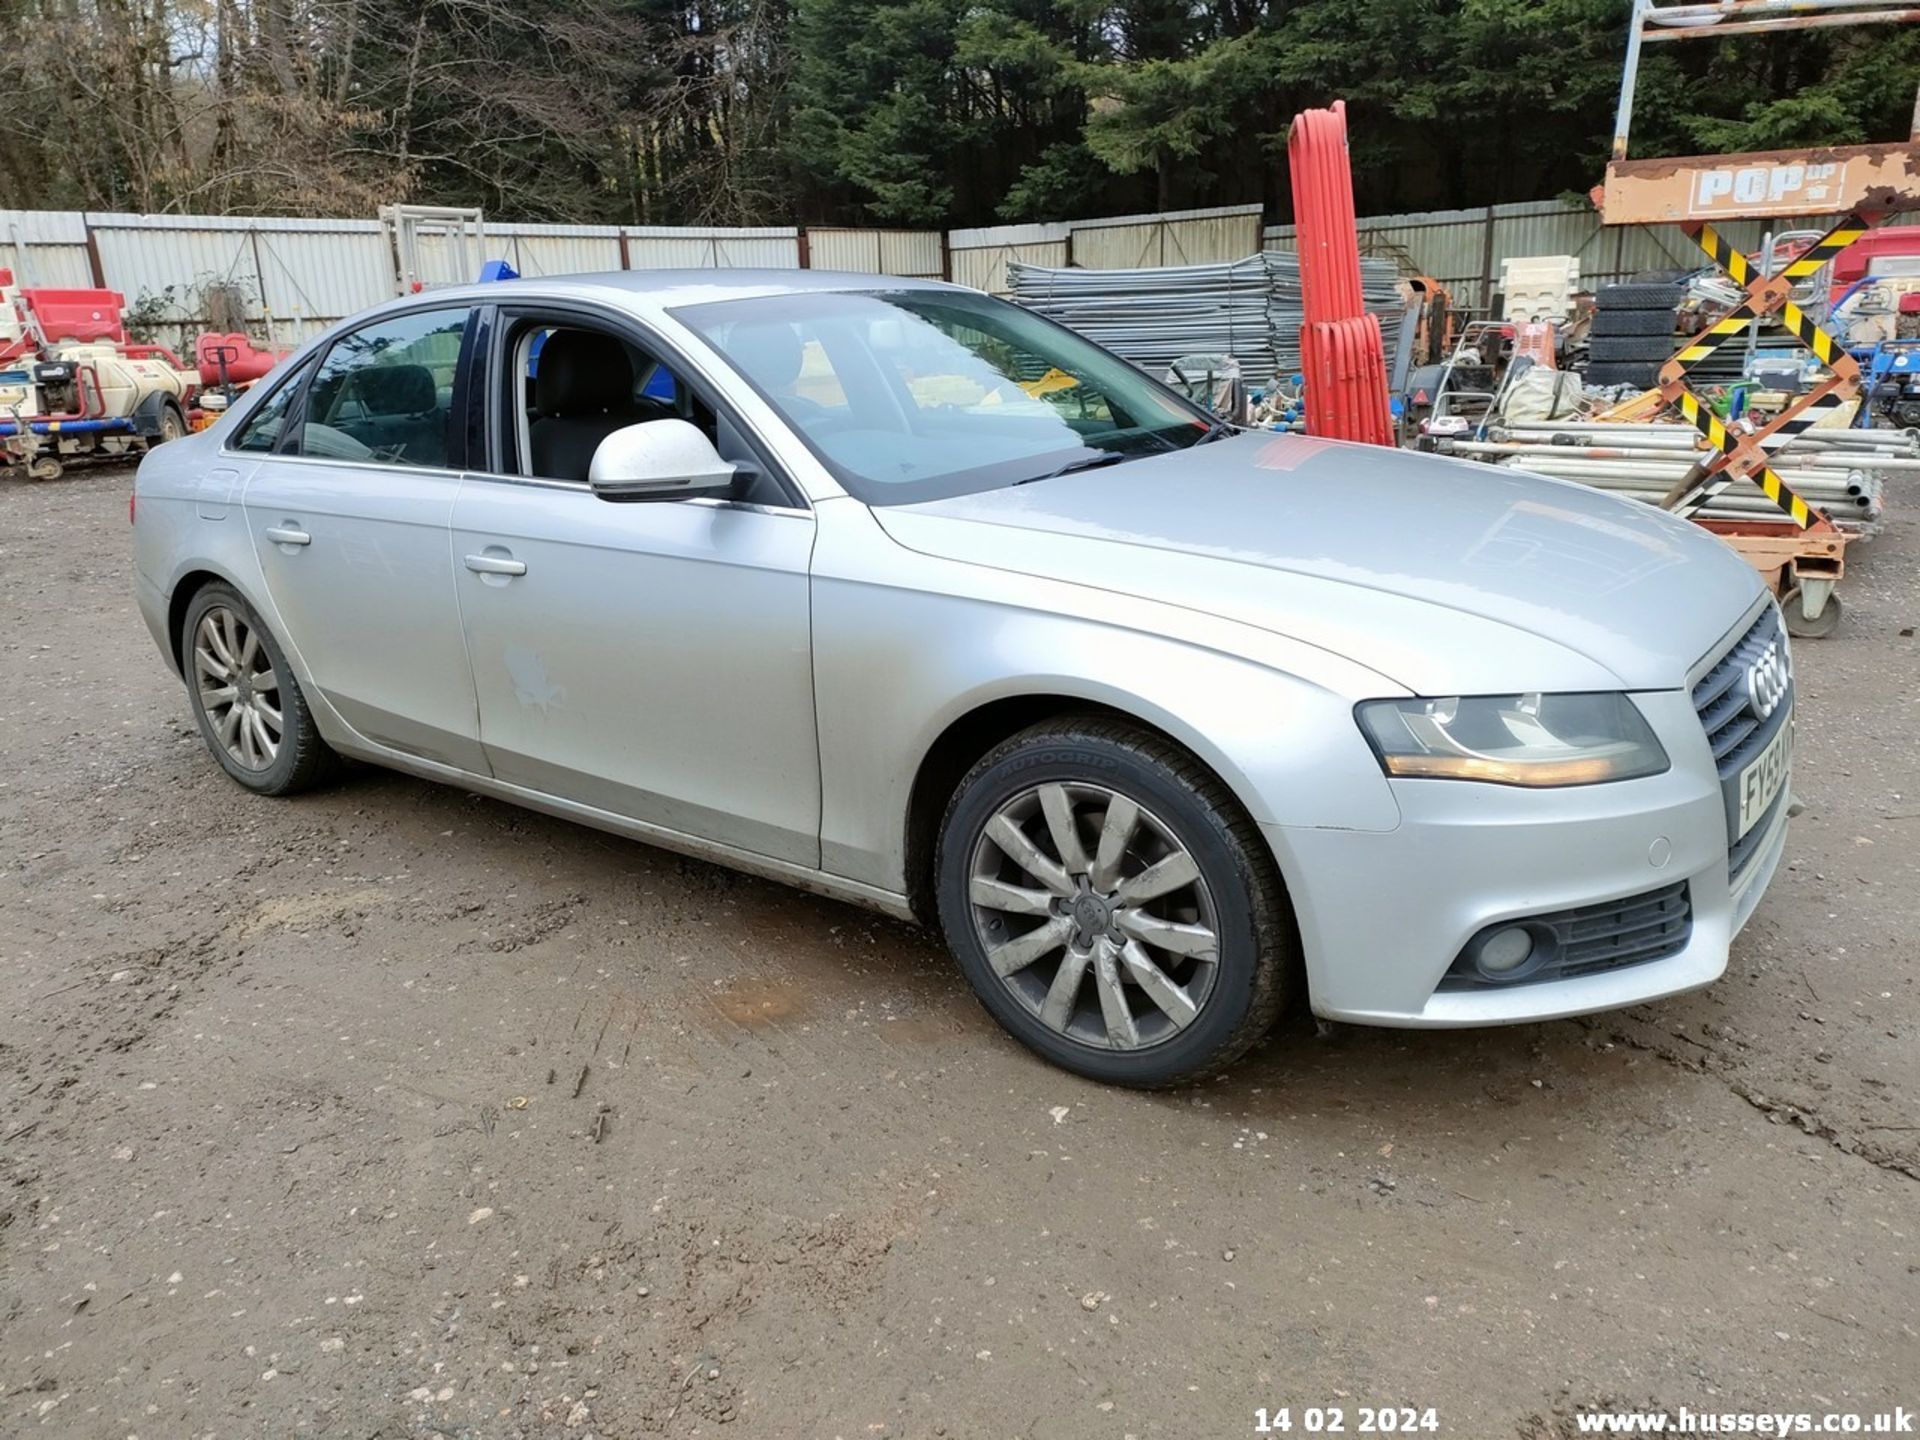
[2,464,1915,1439]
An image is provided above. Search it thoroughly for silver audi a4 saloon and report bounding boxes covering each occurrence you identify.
[133,271,1794,1086]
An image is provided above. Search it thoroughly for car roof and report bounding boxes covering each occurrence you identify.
[389,267,963,318]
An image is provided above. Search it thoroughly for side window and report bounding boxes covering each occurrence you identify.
[295,307,470,468]
[516,322,717,484]
[501,313,794,508]
[229,357,315,453]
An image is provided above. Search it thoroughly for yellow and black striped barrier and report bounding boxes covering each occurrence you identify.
[1669,391,1814,530]
[1658,211,1869,531]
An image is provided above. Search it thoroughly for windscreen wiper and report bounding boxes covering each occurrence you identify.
[1193,421,1238,445]
[1014,451,1129,485]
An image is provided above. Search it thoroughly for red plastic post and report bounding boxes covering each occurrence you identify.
[1287,101,1393,446]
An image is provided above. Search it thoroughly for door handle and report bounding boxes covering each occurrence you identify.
[464,552,527,577]
[263,524,311,546]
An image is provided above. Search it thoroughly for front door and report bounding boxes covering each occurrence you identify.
[241,304,488,773]
[450,314,821,866]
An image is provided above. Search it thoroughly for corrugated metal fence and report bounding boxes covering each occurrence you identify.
[3,198,1846,351]
[91,215,395,345]
[948,222,1071,296]
[804,228,944,279]
[0,211,826,353]
[951,206,1264,295]
[1263,198,1847,311]
[0,210,95,288]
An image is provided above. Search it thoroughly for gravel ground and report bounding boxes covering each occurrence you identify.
[2,464,1916,1439]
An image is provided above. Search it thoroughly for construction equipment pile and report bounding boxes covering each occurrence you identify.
[1006,252,1402,390]
[1448,422,1916,532]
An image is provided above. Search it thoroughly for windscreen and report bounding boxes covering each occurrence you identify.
[672,289,1215,505]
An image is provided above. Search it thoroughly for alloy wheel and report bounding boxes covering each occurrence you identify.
[967,782,1220,1051]
[192,605,283,771]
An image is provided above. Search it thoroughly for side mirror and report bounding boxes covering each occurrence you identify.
[588,419,737,502]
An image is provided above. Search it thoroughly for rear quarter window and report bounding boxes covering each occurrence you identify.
[229,358,316,453]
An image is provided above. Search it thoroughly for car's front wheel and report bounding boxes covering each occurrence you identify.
[935,717,1293,1087]
[180,582,339,795]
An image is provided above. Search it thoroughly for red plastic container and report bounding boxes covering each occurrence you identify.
[21,288,129,346]
[1287,101,1393,446]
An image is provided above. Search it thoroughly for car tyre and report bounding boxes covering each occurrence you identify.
[1588,308,1680,338]
[180,581,340,795]
[1583,359,1663,388]
[935,716,1293,1087]
[1596,281,1687,310]
[1588,334,1678,363]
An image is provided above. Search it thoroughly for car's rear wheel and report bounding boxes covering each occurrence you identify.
[935,717,1293,1087]
[181,582,338,795]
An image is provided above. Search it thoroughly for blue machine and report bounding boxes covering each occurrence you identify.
[1852,339,1920,429]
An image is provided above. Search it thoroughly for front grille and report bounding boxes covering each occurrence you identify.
[1439,881,1693,990]
[1693,605,1790,782]
[1692,604,1793,886]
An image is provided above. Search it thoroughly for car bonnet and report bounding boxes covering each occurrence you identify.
[871,430,1767,694]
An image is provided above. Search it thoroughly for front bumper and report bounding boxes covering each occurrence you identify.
[1266,687,1790,1027]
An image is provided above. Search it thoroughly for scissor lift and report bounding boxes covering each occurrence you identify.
[1598,0,1920,635]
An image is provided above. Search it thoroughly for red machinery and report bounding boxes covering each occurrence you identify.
[1828,222,1920,296]
[0,273,200,480]
[194,331,289,388]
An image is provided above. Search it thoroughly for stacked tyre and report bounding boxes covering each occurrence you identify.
[1584,281,1685,389]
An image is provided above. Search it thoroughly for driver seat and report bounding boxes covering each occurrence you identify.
[529,330,643,481]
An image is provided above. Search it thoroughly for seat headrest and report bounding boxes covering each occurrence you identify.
[356,363,438,416]
[725,322,806,391]
[536,330,634,415]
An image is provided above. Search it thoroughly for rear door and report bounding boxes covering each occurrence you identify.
[240,304,488,773]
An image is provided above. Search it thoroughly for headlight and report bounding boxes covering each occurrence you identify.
[1355,693,1668,787]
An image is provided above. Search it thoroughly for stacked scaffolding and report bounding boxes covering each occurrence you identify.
[1448,422,1916,532]
[1006,252,1402,391]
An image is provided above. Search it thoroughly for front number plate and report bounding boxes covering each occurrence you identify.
[1737,719,1793,838]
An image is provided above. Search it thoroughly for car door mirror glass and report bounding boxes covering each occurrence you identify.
[588,419,738,502]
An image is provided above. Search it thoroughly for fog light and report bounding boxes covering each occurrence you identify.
[1476,926,1534,975]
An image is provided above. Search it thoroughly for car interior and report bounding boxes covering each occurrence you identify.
[683,296,1179,493]
[304,358,456,468]
[509,322,790,507]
